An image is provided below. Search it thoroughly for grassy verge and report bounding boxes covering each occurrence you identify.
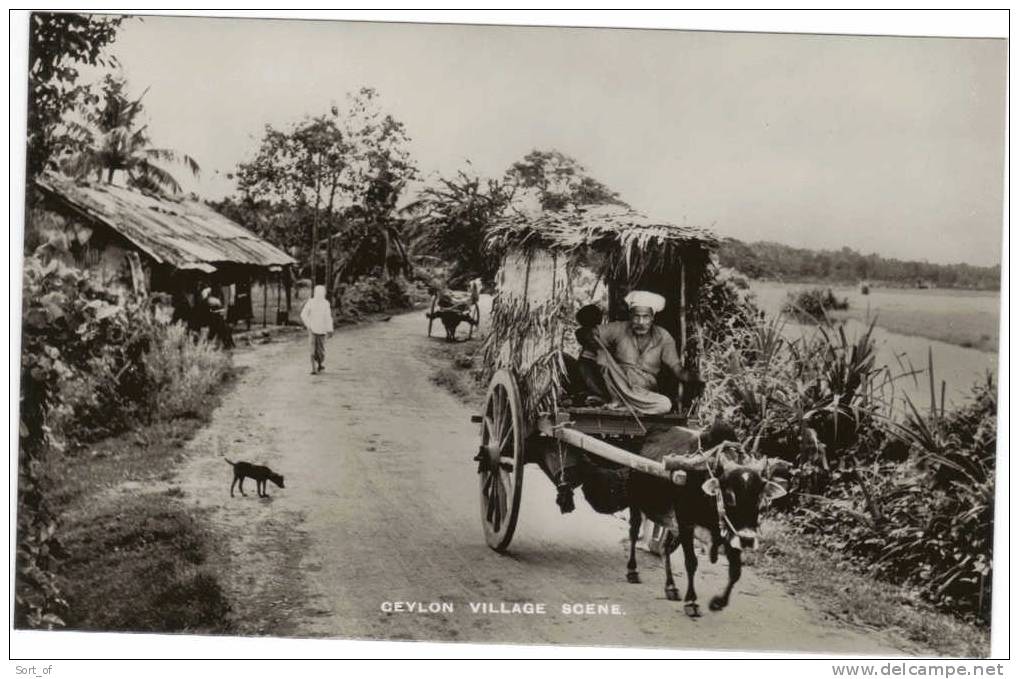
[47,380,235,634]
[420,334,488,412]
[423,332,990,657]
[752,519,990,657]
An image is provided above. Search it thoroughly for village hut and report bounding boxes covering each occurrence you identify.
[31,173,295,322]
[483,203,718,418]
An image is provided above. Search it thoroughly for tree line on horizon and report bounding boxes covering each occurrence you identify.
[717,238,1000,291]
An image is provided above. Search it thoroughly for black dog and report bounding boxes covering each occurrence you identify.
[225,458,285,498]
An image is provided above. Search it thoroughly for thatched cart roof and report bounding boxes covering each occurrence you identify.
[487,204,719,256]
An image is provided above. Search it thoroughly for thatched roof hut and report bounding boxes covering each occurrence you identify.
[483,204,718,419]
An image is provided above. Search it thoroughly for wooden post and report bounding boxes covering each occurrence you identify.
[678,258,687,364]
[276,273,283,324]
[262,274,268,328]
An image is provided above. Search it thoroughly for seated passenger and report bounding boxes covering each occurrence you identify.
[594,290,682,415]
[564,303,609,406]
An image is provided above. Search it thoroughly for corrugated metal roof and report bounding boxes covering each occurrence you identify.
[35,173,296,269]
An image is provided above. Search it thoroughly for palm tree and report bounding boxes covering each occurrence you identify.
[62,75,199,194]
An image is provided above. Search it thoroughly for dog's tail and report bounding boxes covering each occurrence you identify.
[224,457,236,466]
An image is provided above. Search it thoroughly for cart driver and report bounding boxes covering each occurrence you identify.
[593,290,684,416]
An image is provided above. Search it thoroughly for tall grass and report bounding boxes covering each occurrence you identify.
[697,283,996,624]
[144,323,231,418]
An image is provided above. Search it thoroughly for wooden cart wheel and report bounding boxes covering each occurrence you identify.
[427,295,438,337]
[467,302,481,340]
[477,369,525,552]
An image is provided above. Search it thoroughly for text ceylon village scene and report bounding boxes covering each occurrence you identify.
[14,14,1005,656]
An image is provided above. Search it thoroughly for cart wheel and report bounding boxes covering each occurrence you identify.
[427,295,438,337]
[478,369,525,552]
[467,302,481,340]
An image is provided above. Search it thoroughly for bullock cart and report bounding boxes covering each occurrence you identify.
[471,205,718,551]
[427,281,481,341]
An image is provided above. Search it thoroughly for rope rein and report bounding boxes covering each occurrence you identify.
[699,438,740,547]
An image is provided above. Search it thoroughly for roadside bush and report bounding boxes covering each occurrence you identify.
[17,240,234,629]
[335,273,429,320]
[787,374,996,624]
[695,265,763,350]
[698,268,996,624]
[782,287,849,323]
[18,248,143,629]
[144,323,231,418]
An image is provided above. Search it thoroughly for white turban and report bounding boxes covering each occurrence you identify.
[624,290,665,314]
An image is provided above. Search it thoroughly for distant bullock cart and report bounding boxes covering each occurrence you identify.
[427,280,481,342]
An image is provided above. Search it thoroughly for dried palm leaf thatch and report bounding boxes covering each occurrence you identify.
[486,204,717,287]
[482,250,579,419]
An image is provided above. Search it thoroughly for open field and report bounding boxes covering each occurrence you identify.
[748,281,999,411]
[750,281,1001,353]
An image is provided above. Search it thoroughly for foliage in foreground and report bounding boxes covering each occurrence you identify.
[697,272,996,624]
[17,244,231,629]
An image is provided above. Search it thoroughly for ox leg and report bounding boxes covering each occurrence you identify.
[679,524,701,617]
[710,543,742,612]
[626,508,641,584]
[662,532,680,601]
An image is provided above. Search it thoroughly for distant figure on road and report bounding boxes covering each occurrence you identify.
[300,284,334,374]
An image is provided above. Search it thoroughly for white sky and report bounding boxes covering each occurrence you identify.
[96,14,1005,266]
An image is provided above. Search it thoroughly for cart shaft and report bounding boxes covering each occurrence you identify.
[551,427,687,485]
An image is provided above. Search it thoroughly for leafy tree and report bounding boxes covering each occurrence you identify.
[236,113,350,284]
[504,149,627,211]
[61,74,200,194]
[208,196,311,253]
[404,166,513,285]
[335,88,418,282]
[233,88,417,286]
[26,12,125,180]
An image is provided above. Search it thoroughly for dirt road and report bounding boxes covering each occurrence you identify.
[179,310,913,654]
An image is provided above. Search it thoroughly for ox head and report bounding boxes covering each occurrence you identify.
[701,452,789,550]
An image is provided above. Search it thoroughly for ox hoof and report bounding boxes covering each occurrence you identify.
[683,602,701,618]
[665,587,680,601]
[626,571,640,584]
[709,596,726,612]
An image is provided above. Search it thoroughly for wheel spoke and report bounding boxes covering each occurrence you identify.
[491,390,505,441]
[498,422,513,455]
[486,479,497,524]
[495,473,509,526]
[482,416,496,445]
[490,476,502,531]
